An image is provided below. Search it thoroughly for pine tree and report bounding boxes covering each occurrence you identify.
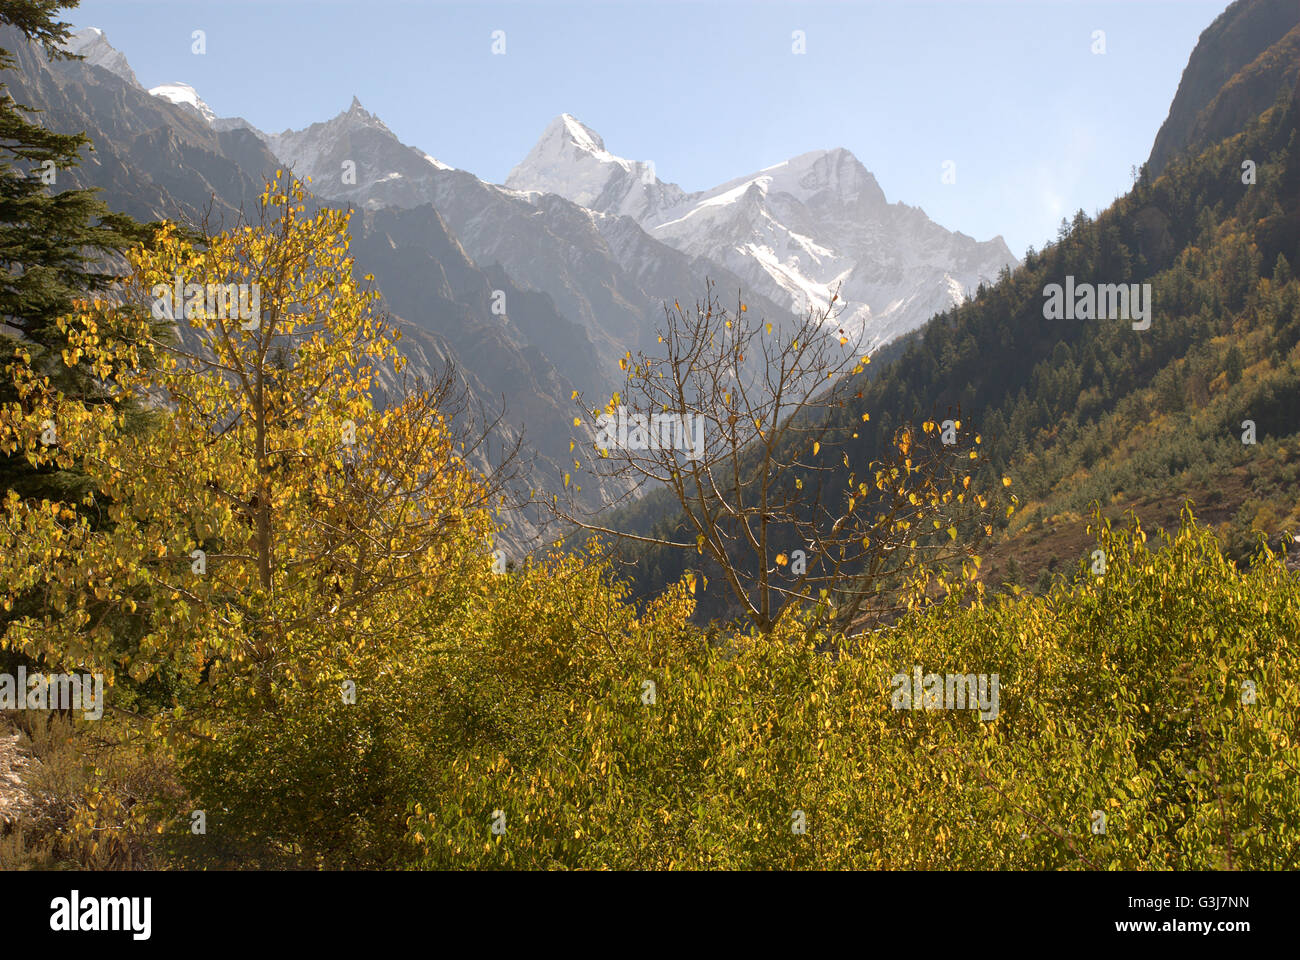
[1273,252,1293,287]
[1001,556,1022,588]
[1225,344,1244,386]
[0,0,146,499]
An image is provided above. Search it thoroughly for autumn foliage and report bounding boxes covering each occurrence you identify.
[2,178,1297,870]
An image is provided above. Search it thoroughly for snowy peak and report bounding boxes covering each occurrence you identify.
[271,96,393,141]
[505,116,891,232]
[633,146,1014,348]
[60,27,140,87]
[774,148,888,210]
[337,95,392,134]
[265,97,454,209]
[505,116,1014,346]
[506,113,633,205]
[674,149,886,221]
[149,82,216,124]
[553,113,614,158]
[506,113,683,219]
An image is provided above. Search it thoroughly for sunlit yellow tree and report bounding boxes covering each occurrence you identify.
[0,173,500,732]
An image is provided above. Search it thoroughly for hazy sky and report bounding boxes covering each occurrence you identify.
[73,0,1226,255]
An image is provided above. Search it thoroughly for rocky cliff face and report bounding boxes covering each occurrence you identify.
[1147,0,1300,177]
[59,26,138,86]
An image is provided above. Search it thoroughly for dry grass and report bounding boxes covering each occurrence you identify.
[0,710,183,870]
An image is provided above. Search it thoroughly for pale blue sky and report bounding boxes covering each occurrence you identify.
[72,0,1226,255]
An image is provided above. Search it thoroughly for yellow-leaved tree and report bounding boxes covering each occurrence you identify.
[0,173,499,740]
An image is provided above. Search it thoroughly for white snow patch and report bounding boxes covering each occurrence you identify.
[652,177,769,230]
[149,82,216,124]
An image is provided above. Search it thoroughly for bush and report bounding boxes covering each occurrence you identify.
[384,507,1299,869]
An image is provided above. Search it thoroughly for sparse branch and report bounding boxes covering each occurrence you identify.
[536,280,1001,634]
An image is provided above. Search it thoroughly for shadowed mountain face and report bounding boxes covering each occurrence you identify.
[1147,0,1300,177]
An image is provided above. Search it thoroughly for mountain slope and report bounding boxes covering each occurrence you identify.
[1148,0,1300,176]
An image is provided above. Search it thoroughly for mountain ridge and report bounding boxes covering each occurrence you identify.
[1147,0,1300,176]
[507,113,1018,349]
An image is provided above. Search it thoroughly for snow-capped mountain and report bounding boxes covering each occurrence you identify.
[148,82,217,124]
[254,94,1015,353]
[505,114,686,221]
[59,27,139,87]
[260,98,802,370]
[508,115,1018,348]
[145,79,259,135]
[265,97,453,208]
